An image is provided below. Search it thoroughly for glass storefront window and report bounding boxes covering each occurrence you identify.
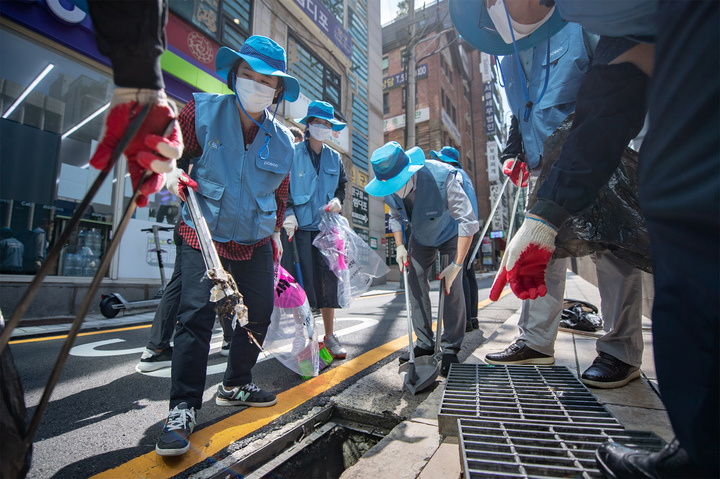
[0,27,183,278]
[287,34,341,109]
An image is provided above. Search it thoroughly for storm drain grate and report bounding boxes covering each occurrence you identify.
[439,365,623,436]
[458,419,666,478]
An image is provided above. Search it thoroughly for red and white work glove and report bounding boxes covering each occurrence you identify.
[89,88,184,207]
[272,231,283,262]
[324,197,342,213]
[489,216,557,301]
[503,158,529,187]
[283,214,298,241]
[438,261,462,295]
[166,168,197,201]
[396,244,409,272]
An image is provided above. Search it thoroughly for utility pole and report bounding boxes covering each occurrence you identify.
[406,0,416,148]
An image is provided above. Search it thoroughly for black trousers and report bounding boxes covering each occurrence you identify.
[639,1,719,473]
[170,241,274,410]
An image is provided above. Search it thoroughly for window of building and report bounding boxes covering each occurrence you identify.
[321,0,344,23]
[171,0,252,50]
[383,92,390,115]
[401,48,408,68]
[382,56,389,76]
[287,34,342,109]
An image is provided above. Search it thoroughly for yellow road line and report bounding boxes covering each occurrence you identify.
[8,324,151,345]
[92,287,512,479]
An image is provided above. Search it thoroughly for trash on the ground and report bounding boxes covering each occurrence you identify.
[560,299,603,332]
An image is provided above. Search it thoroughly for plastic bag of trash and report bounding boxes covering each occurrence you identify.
[313,210,390,308]
[528,114,653,273]
[560,299,603,332]
[1,313,32,478]
[263,265,322,378]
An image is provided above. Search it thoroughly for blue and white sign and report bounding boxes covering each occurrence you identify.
[293,0,352,60]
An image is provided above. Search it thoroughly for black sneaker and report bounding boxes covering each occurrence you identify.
[398,345,435,364]
[465,321,473,333]
[470,317,479,330]
[155,402,196,456]
[485,341,555,365]
[440,353,459,376]
[581,352,641,389]
[136,347,172,373]
[220,340,231,357]
[215,383,278,407]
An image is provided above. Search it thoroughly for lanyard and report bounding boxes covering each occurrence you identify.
[231,72,281,160]
[503,6,552,122]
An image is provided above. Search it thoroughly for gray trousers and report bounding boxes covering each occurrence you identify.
[517,250,644,367]
[407,235,466,355]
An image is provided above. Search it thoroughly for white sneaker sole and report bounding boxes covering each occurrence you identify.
[581,369,641,389]
[155,443,190,456]
[135,360,172,373]
[215,397,278,407]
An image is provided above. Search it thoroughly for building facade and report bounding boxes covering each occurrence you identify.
[0,0,384,318]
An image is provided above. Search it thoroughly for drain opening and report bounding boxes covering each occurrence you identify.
[212,405,401,479]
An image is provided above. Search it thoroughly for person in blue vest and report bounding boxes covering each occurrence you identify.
[156,35,299,457]
[366,142,479,376]
[431,147,481,333]
[281,100,349,360]
[451,1,719,476]
[462,16,646,391]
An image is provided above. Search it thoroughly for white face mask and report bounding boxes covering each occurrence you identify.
[486,0,555,45]
[234,77,276,113]
[396,176,414,198]
[309,124,332,141]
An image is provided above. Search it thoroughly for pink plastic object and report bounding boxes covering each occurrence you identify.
[333,227,347,270]
[274,265,307,308]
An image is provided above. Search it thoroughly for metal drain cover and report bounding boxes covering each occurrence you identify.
[458,419,666,478]
[439,365,623,436]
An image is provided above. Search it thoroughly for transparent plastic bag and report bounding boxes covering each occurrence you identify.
[313,210,390,308]
[263,265,321,378]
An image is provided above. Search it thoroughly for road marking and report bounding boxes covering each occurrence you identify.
[9,324,152,345]
[90,288,512,479]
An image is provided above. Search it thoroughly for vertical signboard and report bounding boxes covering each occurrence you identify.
[490,183,504,230]
[486,141,499,182]
[483,82,496,138]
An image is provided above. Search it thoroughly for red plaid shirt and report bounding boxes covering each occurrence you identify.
[177,99,289,261]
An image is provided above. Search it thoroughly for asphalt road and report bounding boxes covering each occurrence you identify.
[10,275,520,478]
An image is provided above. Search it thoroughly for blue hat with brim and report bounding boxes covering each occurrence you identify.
[431,146,461,167]
[449,0,567,55]
[215,36,300,102]
[295,100,346,131]
[366,142,425,197]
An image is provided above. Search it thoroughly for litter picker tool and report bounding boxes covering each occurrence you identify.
[505,173,525,242]
[466,157,520,268]
[184,188,253,341]
[291,237,304,290]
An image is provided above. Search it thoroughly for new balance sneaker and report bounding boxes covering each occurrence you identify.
[323,334,347,359]
[136,348,172,373]
[155,402,196,456]
[215,383,278,407]
[220,340,231,357]
[485,341,555,365]
[581,352,641,388]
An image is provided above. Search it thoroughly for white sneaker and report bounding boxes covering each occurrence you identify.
[220,340,230,357]
[323,334,347,359]
[136,348,172,373]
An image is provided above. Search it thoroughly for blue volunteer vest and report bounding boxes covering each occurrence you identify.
[457,169,479,218]
[385,160,458,248]
[182,93,294,244]
[502,23,589,168]
[289,142,341,230]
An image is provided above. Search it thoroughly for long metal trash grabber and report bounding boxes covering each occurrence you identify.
[0,104,151,355]
[23,168,154,452]
[466,157,519,268]
[184,188,249,331]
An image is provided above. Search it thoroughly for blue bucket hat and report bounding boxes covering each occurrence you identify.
[366,142,425,197]
[295,100,346,131]
[431,146,461,167]
[449,0,567,55]
[215,35,300,102]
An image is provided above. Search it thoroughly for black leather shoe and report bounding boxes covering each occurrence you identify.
[581,352,640,389]
[485,341,555,365]
[398,346,434,364]
[465,321,473,332]
[470,317,479,330]
[440,353,459,377]
[596,438,717,478]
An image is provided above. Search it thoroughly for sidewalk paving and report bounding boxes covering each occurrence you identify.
[341,271,672,479]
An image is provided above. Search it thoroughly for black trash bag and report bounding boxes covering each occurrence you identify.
[0,317,32,478]
[528,114,653,273]
[560,299,603,332]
